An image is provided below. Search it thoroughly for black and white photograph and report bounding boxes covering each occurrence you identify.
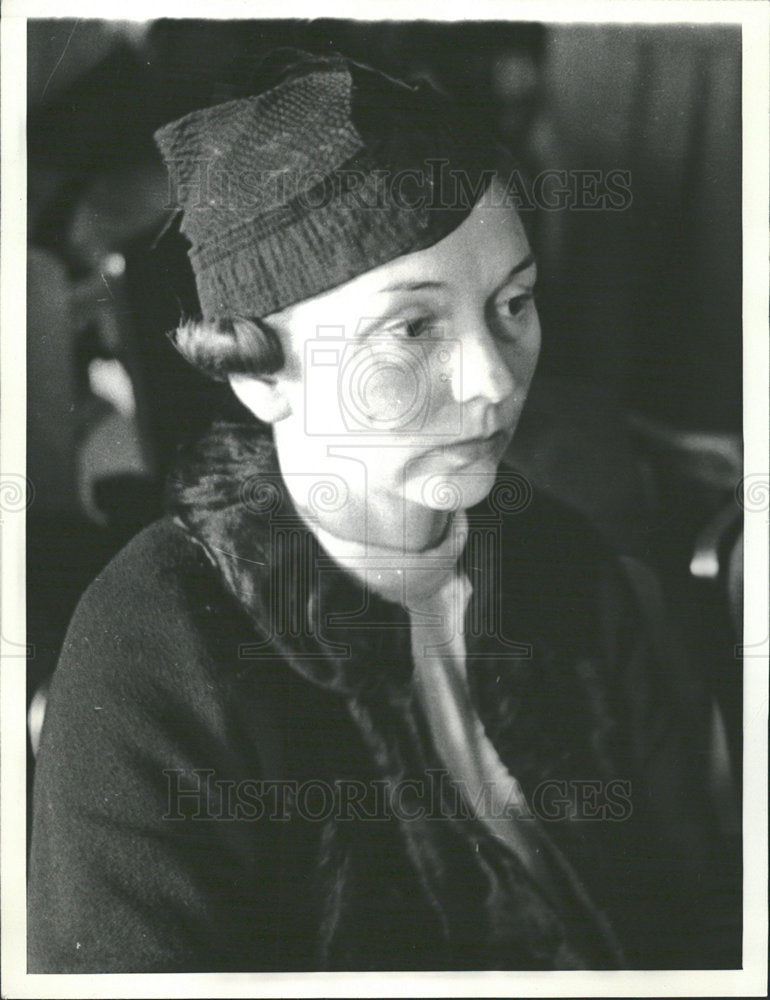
[1,1,767,996]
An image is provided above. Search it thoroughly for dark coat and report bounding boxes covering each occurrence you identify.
[28,421,740,973]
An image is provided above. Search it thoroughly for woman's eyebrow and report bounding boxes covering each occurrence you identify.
[377,252,537,295]
[376,279,446,294]
[500,252,537,282]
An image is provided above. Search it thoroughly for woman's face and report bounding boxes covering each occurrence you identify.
[234,179,540,522]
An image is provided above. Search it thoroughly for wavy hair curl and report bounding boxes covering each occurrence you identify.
[168,316,285,382]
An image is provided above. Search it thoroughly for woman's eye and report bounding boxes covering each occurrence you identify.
[385,316,433,339]
[405,318,431,338]
[502,293,534,319]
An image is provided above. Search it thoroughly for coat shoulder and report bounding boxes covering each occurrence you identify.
[69,516,221,629]
[46,517,260,739]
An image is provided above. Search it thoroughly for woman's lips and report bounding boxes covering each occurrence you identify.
[428,428,509,464]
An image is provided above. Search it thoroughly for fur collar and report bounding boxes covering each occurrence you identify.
[164,417,619,770]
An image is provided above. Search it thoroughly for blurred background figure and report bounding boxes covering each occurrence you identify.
[26,18,742,823]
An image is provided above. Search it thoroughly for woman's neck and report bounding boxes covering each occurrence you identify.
[298,487,451,553]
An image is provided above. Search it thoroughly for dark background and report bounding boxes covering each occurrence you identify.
[26,19,743,817]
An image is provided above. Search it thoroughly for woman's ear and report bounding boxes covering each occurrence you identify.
[228,373,292,424]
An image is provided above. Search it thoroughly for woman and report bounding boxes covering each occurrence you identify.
[28,49,739,972]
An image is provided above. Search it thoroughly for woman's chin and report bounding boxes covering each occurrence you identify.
[404,455,503,511]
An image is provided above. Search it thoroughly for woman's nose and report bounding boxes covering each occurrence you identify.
[447,322,515,406]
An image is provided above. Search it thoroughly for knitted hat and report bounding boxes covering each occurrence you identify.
[154,50,496,321]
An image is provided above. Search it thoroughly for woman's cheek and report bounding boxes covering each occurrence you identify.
[508,320,541,390]
[340,342,431,431]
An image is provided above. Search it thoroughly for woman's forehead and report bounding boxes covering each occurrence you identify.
[268,193,529,325]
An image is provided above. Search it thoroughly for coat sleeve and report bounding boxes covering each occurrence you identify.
[27,524,288,973]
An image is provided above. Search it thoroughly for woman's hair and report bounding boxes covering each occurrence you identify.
[168,315,285,382]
